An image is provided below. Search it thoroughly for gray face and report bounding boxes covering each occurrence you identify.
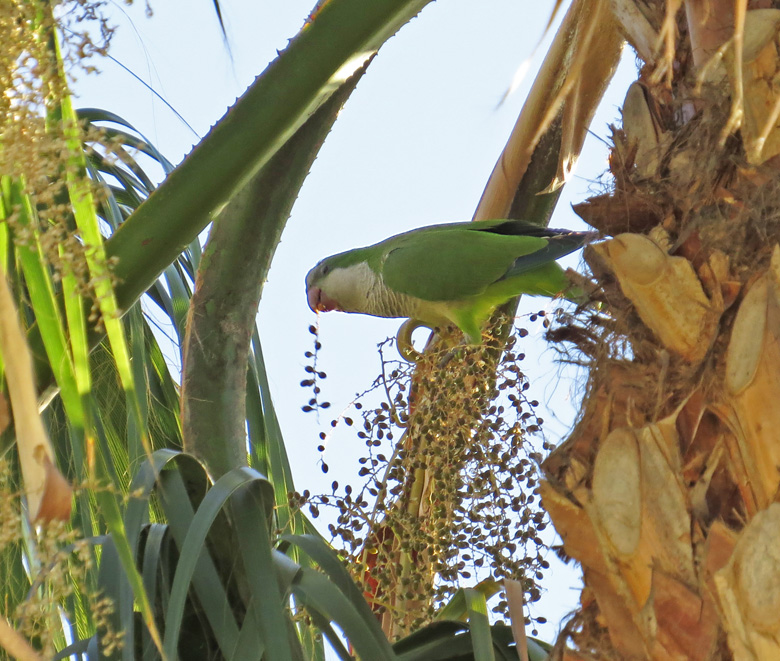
[306,260,334,313]
[305,260,330,290]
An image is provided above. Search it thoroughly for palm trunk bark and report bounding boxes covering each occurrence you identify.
[542,2,780,658]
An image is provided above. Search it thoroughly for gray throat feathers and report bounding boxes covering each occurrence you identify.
[370,283,419,318]
[358,264,418,319]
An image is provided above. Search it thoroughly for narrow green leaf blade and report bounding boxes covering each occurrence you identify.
[464,589,496,661]
[105,0,434,310]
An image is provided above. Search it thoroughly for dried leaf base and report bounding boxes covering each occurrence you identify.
[543,42,780,657]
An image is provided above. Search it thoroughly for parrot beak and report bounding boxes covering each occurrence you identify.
[307,286,340,312]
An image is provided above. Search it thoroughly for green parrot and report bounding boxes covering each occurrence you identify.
[306,219,595,344]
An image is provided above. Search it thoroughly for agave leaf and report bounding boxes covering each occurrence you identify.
[160,466,273,658]
[463,589,496,661]
[105,0,435,312]
[281,533,389,648]
[181,57,371,480]
[291,566,398,661]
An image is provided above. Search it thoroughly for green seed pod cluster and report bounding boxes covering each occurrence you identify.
[297,322,555,635]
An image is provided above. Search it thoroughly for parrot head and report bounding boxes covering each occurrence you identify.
[305,248,380,315]
[306,260,339,312]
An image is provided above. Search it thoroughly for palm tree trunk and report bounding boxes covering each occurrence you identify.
[542,2,780,658]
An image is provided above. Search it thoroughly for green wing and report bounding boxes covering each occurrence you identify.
[381,228,549,301]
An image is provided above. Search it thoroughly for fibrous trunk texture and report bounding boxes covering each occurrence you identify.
[543,3,780,659]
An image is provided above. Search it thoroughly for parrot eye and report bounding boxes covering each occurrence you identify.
[321,264,330,276]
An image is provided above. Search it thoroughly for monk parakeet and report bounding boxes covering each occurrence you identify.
[306,219,594,344]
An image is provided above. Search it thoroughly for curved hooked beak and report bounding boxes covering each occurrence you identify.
[307,286,340,313]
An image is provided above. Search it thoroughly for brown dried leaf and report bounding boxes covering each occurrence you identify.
[589,233,720,361]
[621,82,664,178]
[725,272,768,394]
[573,192,664,236]
[0,267,71,523]
[651,570,720,661]
[35,451,73,523]
[636,420,695,585]
[592,427,641,557]
[718,247,780,510]
[583,568,650,658]
[539,481,604,570]
[474,0,621,219]
[715,504,780,656]
[737,9,780,163]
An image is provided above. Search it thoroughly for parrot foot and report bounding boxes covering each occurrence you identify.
[396,318,435,363]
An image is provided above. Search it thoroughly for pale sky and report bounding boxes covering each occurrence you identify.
[71,0,636,644]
